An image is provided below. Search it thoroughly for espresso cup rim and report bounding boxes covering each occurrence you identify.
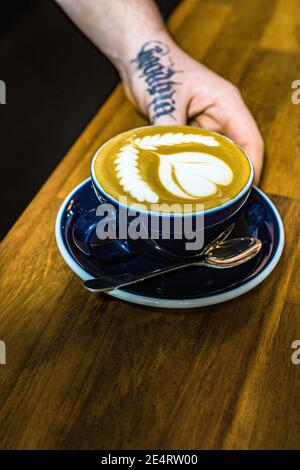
[91,125,254,218]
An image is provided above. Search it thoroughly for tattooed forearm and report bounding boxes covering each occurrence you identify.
[131,41,181,123]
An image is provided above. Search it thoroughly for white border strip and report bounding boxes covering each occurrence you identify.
[55,178,284,309]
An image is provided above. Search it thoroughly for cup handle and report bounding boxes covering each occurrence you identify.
[72,209,133,261]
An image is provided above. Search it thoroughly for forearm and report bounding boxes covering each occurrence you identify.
[55,0,174,77]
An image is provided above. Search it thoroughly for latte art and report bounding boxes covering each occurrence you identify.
[115,144,159,203]
[157,152,233,199]
[93,126,251,213]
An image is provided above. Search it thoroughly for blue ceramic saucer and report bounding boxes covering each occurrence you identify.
[55,178,284,308]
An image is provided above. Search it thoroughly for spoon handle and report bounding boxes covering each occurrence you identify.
[84,260,201,293]
[83,237,261,293]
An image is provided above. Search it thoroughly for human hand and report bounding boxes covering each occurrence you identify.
[55,1,263,183]
[121,39,264,184]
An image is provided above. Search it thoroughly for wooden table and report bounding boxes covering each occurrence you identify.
[0,0,300,450]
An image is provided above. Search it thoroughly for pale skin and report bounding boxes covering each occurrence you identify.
[55,0,264,183]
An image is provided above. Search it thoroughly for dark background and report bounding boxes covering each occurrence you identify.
[0,0,180,239]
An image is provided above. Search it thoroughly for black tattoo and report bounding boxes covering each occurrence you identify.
[131,41,181,123]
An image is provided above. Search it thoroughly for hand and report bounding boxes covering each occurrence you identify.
[121,39,264,184]
[55,1,263,183]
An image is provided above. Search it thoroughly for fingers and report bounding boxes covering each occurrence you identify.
[189,114,220,132]
[222,103,264,185]
[193,90,264,184]
[148,94,187,126]
[239,133,264,185]
[146,81,264,184]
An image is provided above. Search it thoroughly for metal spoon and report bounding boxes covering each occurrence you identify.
[83,237,262,293]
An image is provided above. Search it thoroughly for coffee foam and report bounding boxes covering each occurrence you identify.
[93,126,251,212]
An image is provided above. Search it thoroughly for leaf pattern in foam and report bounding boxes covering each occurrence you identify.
[134,133,220,150]
[157,152,233,198]
[115,145,159,203]
[158,159,190,199]
[114,134,231,204]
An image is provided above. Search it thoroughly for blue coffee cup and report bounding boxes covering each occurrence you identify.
[73,128,254,261]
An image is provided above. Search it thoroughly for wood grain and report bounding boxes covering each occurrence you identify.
[0,0,300,450]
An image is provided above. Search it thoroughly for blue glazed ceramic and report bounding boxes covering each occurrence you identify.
[55,178,284,309]
[74,130,254,259]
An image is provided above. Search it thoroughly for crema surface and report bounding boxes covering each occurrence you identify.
[93,126,251,213]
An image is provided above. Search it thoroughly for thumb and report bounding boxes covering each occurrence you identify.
[148,95,187,126]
